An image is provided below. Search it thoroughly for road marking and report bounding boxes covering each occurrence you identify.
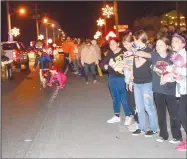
[49,86,60,104]
[24,139,32,142]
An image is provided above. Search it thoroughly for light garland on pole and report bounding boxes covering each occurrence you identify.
[102,5,114,18]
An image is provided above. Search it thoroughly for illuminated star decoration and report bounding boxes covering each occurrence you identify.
[102,5,114,18]
[97,18,105,26]
[38,34,44,40]
[96,31,102,37]
[94,35,98,40]
[94,31,102,40]
[53,43,57,47]
[47,38,53,44]
[10,27,20,37]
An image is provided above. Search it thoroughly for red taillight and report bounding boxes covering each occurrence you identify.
[13,50,18,58]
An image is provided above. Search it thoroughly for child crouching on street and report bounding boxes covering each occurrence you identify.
[48,66,67,88]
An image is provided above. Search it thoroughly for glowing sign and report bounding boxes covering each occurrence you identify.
[106,31,116,40]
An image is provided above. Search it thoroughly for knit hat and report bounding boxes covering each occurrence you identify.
[50,66,57,72]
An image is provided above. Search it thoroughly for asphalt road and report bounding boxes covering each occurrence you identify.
[2,55,186,158]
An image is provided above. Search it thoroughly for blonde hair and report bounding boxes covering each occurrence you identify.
[122,34,134,43]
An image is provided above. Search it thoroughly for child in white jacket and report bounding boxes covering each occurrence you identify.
[169,33,187,151]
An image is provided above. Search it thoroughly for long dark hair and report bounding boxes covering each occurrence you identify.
[157,36,172,58]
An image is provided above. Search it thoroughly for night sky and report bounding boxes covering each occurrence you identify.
[1,1,176,46]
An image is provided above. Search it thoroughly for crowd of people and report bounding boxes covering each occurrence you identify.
[32,24,187,152]
[101,27,186,152]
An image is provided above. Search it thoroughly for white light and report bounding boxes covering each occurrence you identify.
[96,31,102,37]
[94,34,99,40]
[38,34,44,40]
[106,31,116,40]
[97,18,105,26]
[102,5,114,18]
[30,42,33,46]
[47,38,53,44]
[10,27,20,37]
[53,43,57,47]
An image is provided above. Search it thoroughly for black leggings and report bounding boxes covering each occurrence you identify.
[62,53,71,73]
[154,93,182,140]
[126,87,138,123]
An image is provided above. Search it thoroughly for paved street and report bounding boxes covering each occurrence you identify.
[2,57,186,158]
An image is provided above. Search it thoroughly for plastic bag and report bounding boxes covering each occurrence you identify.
[97,64,103,77]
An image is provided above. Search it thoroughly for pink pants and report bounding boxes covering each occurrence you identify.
[49,72,67,87]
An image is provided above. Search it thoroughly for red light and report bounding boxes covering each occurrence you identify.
[105,31,117,41]
[13,50,18,59]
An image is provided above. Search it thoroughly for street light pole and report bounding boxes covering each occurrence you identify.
[6,1,13,42]
[45,26,48,41]
[104,18,107,36]
[114,0,119,39]
[52,27,55,42]
[34,4,39,39]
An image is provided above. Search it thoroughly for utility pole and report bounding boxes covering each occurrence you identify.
[52,27,55,42]
[44,13,48,42]
[114,0,119,39]
[176,2,180,30]
[6,1,13,41]
[45,26,48,42]
[104,17,107,36]
[34,4,39,39]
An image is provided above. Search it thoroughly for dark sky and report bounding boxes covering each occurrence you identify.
[1,1,176,46]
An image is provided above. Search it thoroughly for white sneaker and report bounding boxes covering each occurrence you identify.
[107,115,121,123]
[74,71,79,75]
[156,137,166,143]
[93,80,97,84]
[169,138,182,144]
[124,115,133,126]
[127,122,138,132]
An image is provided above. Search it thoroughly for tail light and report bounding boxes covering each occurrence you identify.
[13,51,17,58]
[12,50,19,59]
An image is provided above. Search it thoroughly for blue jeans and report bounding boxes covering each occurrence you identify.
[134,82,157,132]
[108,75,132,116]
[72,59,78,71]
[84,63,96,81]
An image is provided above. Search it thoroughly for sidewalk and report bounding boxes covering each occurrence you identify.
[24,73,186,158]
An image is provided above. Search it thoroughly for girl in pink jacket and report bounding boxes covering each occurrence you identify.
[48,66,67,88]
